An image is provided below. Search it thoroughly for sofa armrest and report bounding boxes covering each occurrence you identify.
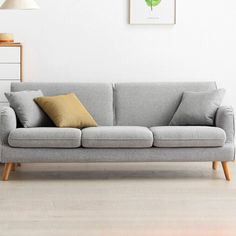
[0,107,17,147]
[215,106,235,143]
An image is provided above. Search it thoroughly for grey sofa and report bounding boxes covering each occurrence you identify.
[0,82,234,181]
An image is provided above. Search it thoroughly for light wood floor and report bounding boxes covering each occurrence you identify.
[0,162,236,236]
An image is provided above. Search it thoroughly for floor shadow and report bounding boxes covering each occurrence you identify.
[5,168,224,181]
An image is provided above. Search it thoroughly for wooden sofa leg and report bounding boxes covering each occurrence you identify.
[2,163,13,181]
[212,161,218,170]
[221,162,231,181]
[17,163,21,167]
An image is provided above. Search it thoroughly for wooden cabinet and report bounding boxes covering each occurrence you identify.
[0,43,23,107]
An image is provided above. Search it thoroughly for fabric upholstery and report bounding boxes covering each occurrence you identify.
[8,128,81,148]
[82,126,153,148]
[5,90,52,128]
[11,82,113,126]
[0,107,17,162]
[1,82,234,165]
[114,82,216,127]
[150,126,226,147]
[35,93,97,128]
[0,107,17,146]
[215,106,235,143]
[170,89,225,126]
[1,143,234,163]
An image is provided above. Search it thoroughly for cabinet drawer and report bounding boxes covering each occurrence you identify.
[0,64,20,79]
[0,47,20,63]
[0,81,14,102]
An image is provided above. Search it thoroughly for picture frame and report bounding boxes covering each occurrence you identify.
[130,0,176,25]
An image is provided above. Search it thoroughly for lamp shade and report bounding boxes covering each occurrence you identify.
[0,0,40,9]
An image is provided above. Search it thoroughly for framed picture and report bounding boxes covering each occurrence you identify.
[130,0,176,25]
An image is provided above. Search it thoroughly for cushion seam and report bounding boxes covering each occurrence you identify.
[155,138,224,141]
[82,138,152,141]
[9,138,80,140]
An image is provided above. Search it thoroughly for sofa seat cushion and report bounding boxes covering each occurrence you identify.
[150,126,226,148]
[8,128,81,148]
[82,126,153,148]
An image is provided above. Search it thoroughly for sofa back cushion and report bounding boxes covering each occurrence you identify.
[11,83,113,126]
[114,82,217,127]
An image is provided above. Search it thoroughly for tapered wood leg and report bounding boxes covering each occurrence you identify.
[221,162,231,181]
[212,161,218,170]
[2,163,13,181]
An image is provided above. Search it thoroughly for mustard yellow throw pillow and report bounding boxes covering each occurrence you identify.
[34,93,97,128]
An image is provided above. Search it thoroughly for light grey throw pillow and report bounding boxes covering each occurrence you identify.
[169,89,225,126]
[5,90,52,128]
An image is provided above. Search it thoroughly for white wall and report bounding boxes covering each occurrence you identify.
[0,0,236,105]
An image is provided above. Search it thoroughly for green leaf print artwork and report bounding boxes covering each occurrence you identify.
[145,0,161,11]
